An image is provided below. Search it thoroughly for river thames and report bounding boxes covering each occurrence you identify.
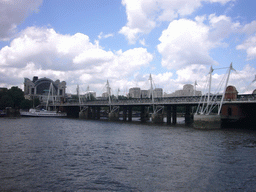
[0,117,255,191]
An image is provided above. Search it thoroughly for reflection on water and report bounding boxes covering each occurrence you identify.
[0,118,255,191]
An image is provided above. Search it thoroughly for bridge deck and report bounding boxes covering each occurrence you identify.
[56,94,256,107]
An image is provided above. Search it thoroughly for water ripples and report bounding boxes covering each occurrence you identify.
[0,118,256,191]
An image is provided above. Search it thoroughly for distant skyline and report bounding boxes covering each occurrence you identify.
[1,0,256,95]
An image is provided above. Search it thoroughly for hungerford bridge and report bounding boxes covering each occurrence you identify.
[53,64,256,128]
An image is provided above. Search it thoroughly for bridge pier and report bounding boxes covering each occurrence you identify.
[151,106,164,124]
[152,113,163,123]
[96,106,100,119]
[167,105,171,125]
[123,106,127,121]
[128,106,132,121]
[79,108,89,119]
[185,105,193,125]
[166,105,178,125]
[172,105,177,125]
[108,106,119,121]
[92,107,96,119]
[140,106,146,122]
[109,112,119,121]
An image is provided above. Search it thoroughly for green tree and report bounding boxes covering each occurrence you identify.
[0,88,8,100]
[20,99,33,110]
[7,86,25,108]
[0,95,14,109]
[33,98,41,107]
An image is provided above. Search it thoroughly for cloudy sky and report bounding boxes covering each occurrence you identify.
[1,0,256,96]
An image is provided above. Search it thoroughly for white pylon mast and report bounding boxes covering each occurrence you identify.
[46,82,54,110]
[203,66,214,114]
[149,74,155,111]
[207,66,213,105]
[77,84,81,111]
[106,80,111,108]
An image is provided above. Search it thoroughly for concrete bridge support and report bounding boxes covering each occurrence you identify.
[96,106,100,120]
[172,105,177,125]
[108,106,119,121]
[167,105,171,125]
[123,106,127,121]
[128,106,132,122]
[140,106,149,122]
[185,105,193,125]
[92,107,96,119]
[109,111,119,121]
[140,106,146,122]
[65,106,80,118]
[152,113,163,123]
[79,109,88,119]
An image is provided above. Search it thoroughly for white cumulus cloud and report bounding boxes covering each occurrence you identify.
[0,0,43,40]
[157,14,241,70]
[119,0,233,44]
[0,26,153,94]
[236,35,256,60]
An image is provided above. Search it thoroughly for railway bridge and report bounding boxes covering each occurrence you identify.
[55,93,256,127]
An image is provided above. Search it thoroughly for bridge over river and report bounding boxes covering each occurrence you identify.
[49,64,256,128]
[55,93,256,128]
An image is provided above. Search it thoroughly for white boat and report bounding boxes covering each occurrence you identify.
[20,108,67,117]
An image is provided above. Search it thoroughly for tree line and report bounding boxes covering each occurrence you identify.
[0,87,40,110]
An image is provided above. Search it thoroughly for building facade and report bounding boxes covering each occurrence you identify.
[24,76,66,104]
[128,87,163,98]
[154,88,163,98]
[164,84,201,97]
[141,90,149,98]
[129,87,141,98]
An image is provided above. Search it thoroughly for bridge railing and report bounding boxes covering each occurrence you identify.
[67,96,204,106]
[61,94,256,106]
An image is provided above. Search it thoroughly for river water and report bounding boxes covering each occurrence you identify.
[0,117,255,191]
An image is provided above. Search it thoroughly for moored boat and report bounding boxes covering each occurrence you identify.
[20,108,67,117]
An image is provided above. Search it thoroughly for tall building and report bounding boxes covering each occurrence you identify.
[129,87,141,98]
[164,84,201,97]
[128,88,163,98]
[141,90,149,98]
[24,76,66,103]
[154,88,163,98]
